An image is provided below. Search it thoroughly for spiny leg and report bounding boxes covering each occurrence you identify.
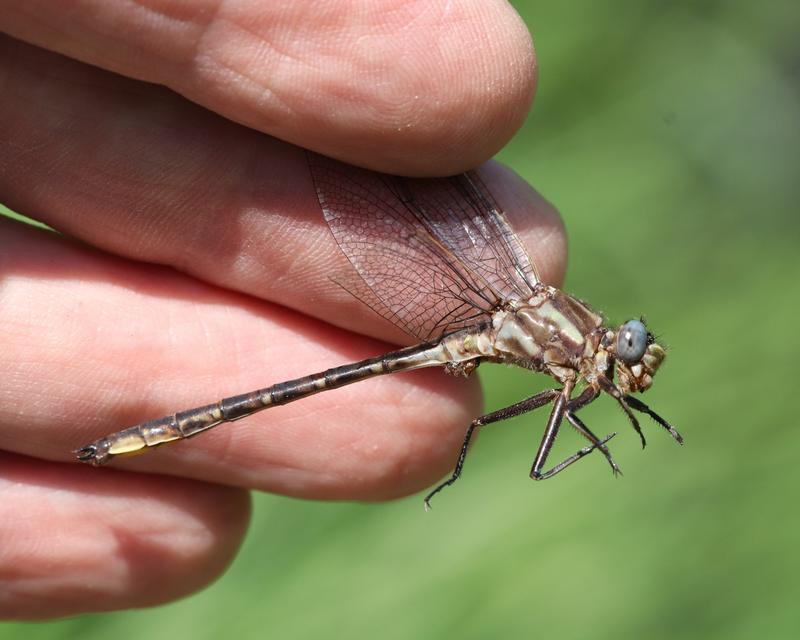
[598,376,646,448]
[564,385,620,476]
[423,388,560,510]
[566,411,621,476]
[530,385,618,481]
[624,395,684,444]
[530,430,617,480]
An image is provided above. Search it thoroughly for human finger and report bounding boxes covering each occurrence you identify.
[0,0,536,175]
[0,453,250,619]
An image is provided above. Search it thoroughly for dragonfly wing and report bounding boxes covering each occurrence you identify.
[308,152,539,341]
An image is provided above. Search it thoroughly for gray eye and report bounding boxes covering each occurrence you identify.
[616,319,648,364]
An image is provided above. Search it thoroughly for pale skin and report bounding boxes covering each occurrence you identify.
[0,0,566,618]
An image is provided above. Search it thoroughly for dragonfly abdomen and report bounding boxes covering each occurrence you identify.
[75,341,456,466]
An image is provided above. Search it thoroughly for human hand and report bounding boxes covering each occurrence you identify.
[0,0,563,618]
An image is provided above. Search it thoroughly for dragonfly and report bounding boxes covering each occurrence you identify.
[76,151,683,508]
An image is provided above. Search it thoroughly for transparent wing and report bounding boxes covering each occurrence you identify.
[307,152,540,341]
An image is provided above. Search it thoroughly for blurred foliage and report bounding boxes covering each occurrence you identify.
[2,0,799,638]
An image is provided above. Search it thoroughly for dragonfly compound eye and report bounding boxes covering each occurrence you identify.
[616,319,648,364]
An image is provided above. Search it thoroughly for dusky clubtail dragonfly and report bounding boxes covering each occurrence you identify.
[76,151,683,508]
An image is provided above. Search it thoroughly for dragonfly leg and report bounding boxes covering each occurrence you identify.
[624,395,683,444]
[566,411,621,476]
[598,376,647,449]
[530,384,617,481]
[565,386,621,476]
[423,388,560,510]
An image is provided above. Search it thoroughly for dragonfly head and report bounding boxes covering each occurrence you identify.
[611,319,665,393]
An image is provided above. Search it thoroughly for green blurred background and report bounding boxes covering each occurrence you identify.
[3,0,799,638]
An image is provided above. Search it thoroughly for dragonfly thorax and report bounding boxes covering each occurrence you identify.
[490,285,605,383]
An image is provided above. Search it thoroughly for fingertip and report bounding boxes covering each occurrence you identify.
[292,1,537,175]
[0,454,251,618]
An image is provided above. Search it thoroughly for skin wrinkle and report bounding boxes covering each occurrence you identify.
[109,0,217,81]
[129,0,217,36]
[136,1,226,86]
[192,19,289,118]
